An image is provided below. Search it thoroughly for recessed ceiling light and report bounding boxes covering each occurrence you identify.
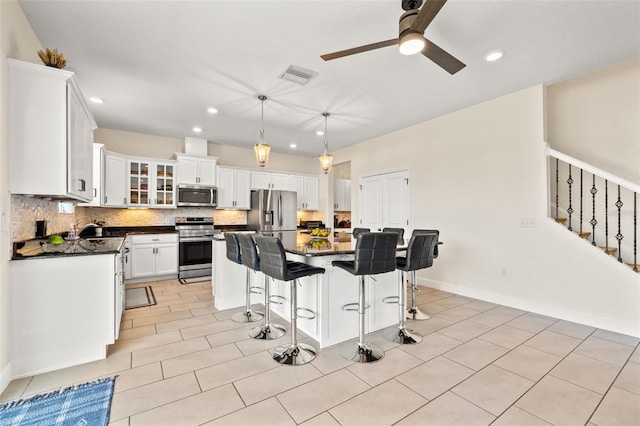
[485,50,504,62]
[207,107,218,114]
[89,97,104,104]
[290,143,297,149]
[316,130,324,136]
[192,127,202,133]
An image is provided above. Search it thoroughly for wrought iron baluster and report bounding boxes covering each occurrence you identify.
[567,164,573,231]
[590,175,598,246]
[580,169,584,236]
[615,185,623,262]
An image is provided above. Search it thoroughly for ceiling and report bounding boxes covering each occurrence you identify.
[19,0,640,158]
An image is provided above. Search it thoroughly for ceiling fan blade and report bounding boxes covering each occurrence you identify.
[410,0,447,33]
[321,38,399,61]
[422,38,466,74]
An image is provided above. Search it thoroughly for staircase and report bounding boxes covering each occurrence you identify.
[548,147,638,273]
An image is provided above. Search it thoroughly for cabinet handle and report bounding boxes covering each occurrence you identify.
[93,188,97,197]
[104,196,108,204]
[152,239,160,242]
[79,179,86,192]
[123,197,127,205]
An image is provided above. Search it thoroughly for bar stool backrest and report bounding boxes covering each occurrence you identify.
[412,229,440,258]
[352,232,398,275]
[402,233,439,271]
[352,228,370,239]
[254,236,288,281]
[224,233,241,264]
[237,233,260,272]
[382,227,405,245]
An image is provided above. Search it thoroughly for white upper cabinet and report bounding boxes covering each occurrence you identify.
[127,158,176,208]
[289,174,319,210]
[251,171,289,190]
[334,179,351,211]
[103,152,127,207]
[217,166,251,210]
[8,59,96,202]
[78,143,104,207]
[174,154,218,186]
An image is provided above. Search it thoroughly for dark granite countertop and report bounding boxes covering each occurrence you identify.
[12,237,125,260]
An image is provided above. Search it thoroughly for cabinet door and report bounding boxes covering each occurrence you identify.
[217,167,235,208]
[79,144,103,206]
[270,173,289,190]
[153,162,176,208]
[155,243,179,275]
[177,156,199,185]
[367,272,398,332]
[197,158,216,186]
[288,175,305,209]
[303,176,319,210]
[128,160,151,206]
[335,179,351,211]
[103,153,127,207]
[130,245,156,278]
[234,169,251,209]
[251,171,271,189]
[67,85,91,200]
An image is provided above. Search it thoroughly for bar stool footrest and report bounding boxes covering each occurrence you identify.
[296,307,316,320]
[341,302,370,312]
[269,295,287,305]
[382,295,399,304]
[249,286,264,295]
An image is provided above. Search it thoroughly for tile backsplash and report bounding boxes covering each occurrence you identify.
[10,196,249,242]
[11,195,77,242]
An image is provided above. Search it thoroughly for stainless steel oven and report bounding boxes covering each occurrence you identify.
[175,217,218,279]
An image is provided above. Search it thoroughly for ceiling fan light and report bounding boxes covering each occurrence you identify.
[399,33,425,55]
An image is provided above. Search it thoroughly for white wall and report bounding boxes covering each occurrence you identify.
[335,84,639,337]
[547,57,640,184]
[0,0,44,393]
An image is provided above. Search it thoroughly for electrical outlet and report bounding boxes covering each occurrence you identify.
[520,217,536,228]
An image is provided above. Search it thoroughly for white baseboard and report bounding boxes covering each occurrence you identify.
[0,362,12,396]
[419,277,640,338]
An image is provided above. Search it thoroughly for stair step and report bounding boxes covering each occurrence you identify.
[576,231,591,239]
[600,246,618,255]
[626,263,639,273]
[555,217,567,225]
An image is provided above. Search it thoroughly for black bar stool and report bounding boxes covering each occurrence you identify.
[255,236,325,365]
[224,233,264,324]
[382,227,405,245]
[234,234,287,340]
[332,232,398,363]
[383,232,439,344]
[406,229,440,320]
[352,228,370,239]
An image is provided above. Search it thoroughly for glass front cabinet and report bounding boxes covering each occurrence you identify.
[127,159,176,208]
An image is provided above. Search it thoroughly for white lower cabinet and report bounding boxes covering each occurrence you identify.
[11,252,123,377]
[129,233,178,281]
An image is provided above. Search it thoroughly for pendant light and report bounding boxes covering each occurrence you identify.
[254,95,271,167]
[318,112,333,174]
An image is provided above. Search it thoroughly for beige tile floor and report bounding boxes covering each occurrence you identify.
[2,279,639,425]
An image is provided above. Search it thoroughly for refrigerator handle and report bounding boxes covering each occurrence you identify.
[278,194,283,227]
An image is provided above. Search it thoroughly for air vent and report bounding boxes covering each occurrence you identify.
[279,65,318,85]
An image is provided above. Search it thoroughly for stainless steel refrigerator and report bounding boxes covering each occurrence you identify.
[247,189,298,231]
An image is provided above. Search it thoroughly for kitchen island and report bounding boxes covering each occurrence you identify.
[213,231,402,348]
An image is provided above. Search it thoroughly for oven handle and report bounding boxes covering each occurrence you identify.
[179,237,214,242]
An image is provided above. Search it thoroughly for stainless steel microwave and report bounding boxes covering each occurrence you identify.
[177,185,217,207]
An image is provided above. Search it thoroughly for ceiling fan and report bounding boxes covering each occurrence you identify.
[321,0,466,75]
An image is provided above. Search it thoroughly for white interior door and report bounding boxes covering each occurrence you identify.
[358,169,410,234]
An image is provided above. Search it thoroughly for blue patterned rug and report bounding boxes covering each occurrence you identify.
[0,377,115,426]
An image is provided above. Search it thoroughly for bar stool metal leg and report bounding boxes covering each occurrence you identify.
[405,270,431,320]
[384,271,422,344]
[273,279,317,365]
[232,268,264,323]
[342,276,384,363]
[249,276,286,340]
